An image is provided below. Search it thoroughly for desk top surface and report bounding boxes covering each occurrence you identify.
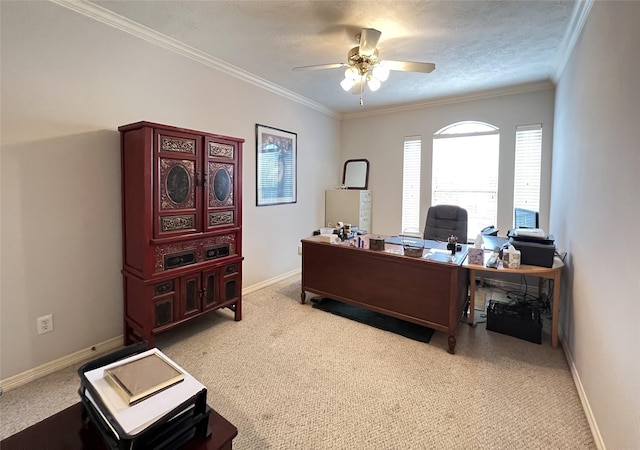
[302,234,469,266]
[463,250,564,274]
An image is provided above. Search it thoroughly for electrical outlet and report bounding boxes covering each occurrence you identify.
[37,314,53,335]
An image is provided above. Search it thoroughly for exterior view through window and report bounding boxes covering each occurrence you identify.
[432,122,500,239]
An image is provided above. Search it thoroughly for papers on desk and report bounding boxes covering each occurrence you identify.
[384,236,441,249]
[424,248,456,263]
[84,348,205,436]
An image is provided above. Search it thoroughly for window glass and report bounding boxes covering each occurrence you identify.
[432,122,500,238]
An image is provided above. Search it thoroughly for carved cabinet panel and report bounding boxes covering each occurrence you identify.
[157,130,200,237]
[119,121,244,346]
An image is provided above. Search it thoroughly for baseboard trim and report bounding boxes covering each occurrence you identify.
[561,332,605,449]
[242,268,301,296]
[0,336,123,394]
[0,270,303,393]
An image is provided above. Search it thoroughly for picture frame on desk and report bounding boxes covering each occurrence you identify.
[256,124,297,206]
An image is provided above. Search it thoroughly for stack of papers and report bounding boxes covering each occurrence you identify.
[84,348,206,437]
[512,228,546,238]
[104,351,185,405]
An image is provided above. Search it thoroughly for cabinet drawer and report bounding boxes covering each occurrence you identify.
[151,232,238,275]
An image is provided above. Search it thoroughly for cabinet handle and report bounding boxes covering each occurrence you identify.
[195,172,208,187]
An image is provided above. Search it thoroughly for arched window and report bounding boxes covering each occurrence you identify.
[432,121,500,238]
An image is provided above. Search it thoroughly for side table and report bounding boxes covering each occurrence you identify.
[0,402,238,449]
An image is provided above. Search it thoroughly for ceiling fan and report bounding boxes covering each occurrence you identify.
[292,28,435,105]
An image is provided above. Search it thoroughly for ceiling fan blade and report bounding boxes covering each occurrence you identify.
[384,60,436,73]
[358,28,381,57]
[292,63,347,71]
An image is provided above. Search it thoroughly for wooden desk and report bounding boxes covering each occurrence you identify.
[464,252,564,347]
[0,402,238,450]
[301,235,469,354]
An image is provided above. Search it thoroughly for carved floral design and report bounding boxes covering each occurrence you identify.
[209,211,234,227]
[161,136,195,154]
[209,142,233,158]
[161,215,195,232]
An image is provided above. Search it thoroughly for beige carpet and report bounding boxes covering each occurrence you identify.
[0,275,595,449]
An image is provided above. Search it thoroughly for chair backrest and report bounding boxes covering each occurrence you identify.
[423,205,468,243]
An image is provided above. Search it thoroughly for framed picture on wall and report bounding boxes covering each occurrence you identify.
[256,124,297,206]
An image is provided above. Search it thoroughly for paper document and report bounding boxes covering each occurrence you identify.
[84,348,205,436]
[104,352,185,405]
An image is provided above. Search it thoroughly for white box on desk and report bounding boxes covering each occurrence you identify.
[502,248,521,268]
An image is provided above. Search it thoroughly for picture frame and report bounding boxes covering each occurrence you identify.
[256,124,297,206]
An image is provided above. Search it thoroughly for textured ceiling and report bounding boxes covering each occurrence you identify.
[89,0,577,115]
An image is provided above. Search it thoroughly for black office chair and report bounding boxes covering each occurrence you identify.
[423,205,468,243]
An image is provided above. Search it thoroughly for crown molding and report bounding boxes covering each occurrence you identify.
[50,0,341,119]
[552,0,594,82]
[342,80,555,120]
[49,0,578,122]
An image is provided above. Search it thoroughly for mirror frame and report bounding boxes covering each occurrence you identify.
[342,158,370,190]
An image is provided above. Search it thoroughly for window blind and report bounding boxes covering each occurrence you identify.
[402,137,421,233]
[513,124,542,214]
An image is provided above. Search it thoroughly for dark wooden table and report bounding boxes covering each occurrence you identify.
[0,402,238,449]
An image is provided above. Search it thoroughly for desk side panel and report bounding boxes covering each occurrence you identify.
[302,241,454,330]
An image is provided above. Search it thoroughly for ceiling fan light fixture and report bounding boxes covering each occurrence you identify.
[345,67,359,81]
[290,27,435,104]
[367,76,381,92]
[340,77,355,92]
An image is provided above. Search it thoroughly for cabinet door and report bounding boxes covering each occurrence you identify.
[201,268,218,311]
[179,272,202,320]
[221,262,241,303]
[152,279,176,330]
[204,137,238,232]
[155,129,203,238]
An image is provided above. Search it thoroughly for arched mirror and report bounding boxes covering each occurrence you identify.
[342,159,369,190]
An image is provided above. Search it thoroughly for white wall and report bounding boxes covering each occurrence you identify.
[341,88,555,238]
[0,2,341,379]
[552,2,640,447]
